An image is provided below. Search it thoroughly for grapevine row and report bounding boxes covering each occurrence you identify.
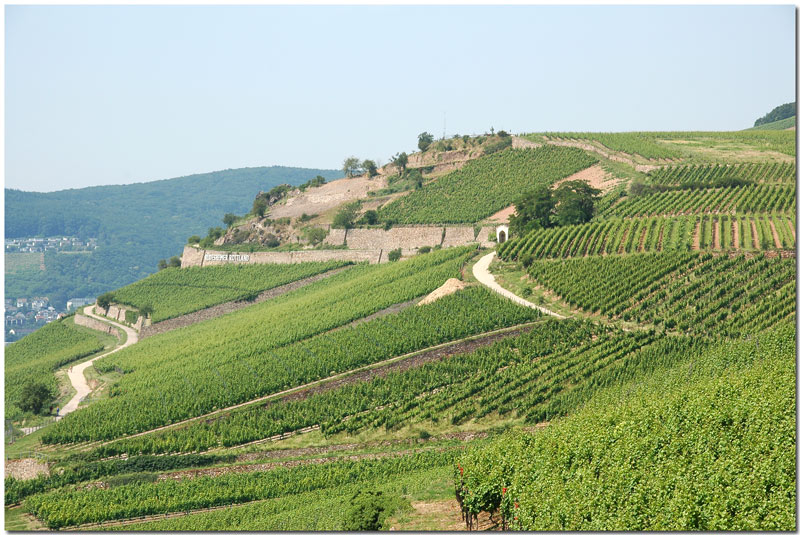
[378,146,597,224]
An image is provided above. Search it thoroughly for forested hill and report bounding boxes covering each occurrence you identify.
[5,166,342,307]
[753,102,796,127]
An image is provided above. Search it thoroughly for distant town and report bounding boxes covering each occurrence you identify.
[5,236,98,253]
[5,296,95,343]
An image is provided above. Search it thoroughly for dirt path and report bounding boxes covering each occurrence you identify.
[692,220,702,250]
[712,218,720,250]
[732,218,739,249]
[751,220,761,249]
[58,307,138,419]
[769,219,783,249]
[472,252,566,319]
[552,163,621,193]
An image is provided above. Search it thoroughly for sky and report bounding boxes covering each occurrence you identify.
[4,4,796,192]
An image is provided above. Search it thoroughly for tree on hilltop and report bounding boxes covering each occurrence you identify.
[391,152,409,176]
[223,213,238,228]
[362,160,378,178]
[343,157,362,178]
[418,132,434,152]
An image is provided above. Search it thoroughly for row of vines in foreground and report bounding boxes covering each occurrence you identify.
[498,213,795,260]
[525,251,795,335]
[25,449,456,529]
[111,261,350,323]
[378,146,597,224]
[454,324,795,530]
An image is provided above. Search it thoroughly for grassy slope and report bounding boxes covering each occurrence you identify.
[748,115,796,130]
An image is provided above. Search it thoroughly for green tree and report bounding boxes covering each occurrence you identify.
[168,256,182,268]
[509,185,555,236]
[388,248,402,262]
[360,210,379,225]
[362,159,378,178]
[18,381,53,415]
[97,292,115,309]
[418,132,434,152]
[391,152,409,176]
[252,197,268,217]
[157,259,168,270]
[332,201,361,229]
[553,180,601,226]
[342,157,362,178]
[222,213,238,228]
[303,227,328,246]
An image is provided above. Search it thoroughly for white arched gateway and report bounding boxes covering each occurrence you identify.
[496,225,509,244]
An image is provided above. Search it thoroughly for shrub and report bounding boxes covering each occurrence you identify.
[342,489,405,531]
[520,254,533,268]
[388,248,402,262]
[418,246,432,254]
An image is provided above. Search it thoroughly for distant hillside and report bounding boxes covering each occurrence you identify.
[753,102,796,127]
[5,166,342,308]
[749,115,796,130]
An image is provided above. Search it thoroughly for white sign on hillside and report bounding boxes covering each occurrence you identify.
[204,253,251,262]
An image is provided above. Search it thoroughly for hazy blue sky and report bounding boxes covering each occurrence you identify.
[5,5,796,192]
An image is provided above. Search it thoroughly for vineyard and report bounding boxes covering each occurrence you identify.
[79,322,712,458]
[111,261,350,323]
[83,286,541,456]
[523,251,795,335]
[531,132,680,160]
[454,323,795,530]
[8,127,797,532]
[41,247,489,443]
[647,161,796,185]
[603,184,795,217]
[24,449,457,529]
[377,146,597,224]
[5,320,105,420]
[498,212,796,260]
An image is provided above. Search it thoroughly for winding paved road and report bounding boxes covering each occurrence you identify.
[58,306,139,419]
[472,251,566,319]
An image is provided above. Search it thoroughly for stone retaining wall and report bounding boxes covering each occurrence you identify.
[181,247,381,268]
[182,224,498,268]
[74,313,122,339]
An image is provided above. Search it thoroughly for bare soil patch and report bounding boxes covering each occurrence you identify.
[769,220,783,249]
[268,175,387,220]
[692,220,702,250]
[391,499,501,531]
[751,220,761,249]
[418,278,468,306]
[732,218,739,249]
[487,205,516,224]
[637,225,647,253]
[712,218,720,250]
[553,163,621,193]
